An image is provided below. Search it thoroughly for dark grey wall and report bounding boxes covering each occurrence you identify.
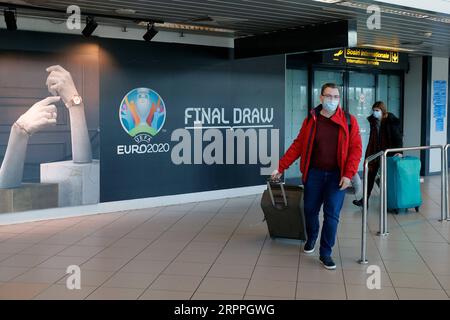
[99,38,285,202]
[0,30,285,201]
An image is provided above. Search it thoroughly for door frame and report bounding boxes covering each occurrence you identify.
[308,65,405,123]
[285,63,405,180]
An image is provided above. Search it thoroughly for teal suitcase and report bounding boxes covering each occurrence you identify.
[387,156,422,213]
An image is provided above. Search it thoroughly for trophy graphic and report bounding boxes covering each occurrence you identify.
[136,88,151,127]
[119,87,166,142]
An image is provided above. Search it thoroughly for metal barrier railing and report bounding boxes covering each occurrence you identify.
[359,145,448,264]
[445,144,450,221]
[358,151,384,264]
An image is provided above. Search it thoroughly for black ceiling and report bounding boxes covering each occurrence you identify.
[2,0,450,57]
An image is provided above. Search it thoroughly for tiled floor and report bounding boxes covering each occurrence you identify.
[0,176,449,300]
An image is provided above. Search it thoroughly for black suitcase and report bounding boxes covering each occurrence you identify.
[261,179,307,240]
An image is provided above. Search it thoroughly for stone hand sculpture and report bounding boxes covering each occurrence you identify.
[0,65,93,189]
[46,65,92,164]
[0,96,60,188]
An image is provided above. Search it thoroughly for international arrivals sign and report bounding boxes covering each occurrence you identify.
[323,48,408,70]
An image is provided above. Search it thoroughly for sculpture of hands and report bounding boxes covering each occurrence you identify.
[15,96,60,136]
[46,65,92,163]
[46,65,79,107]
[1,64,92,189]
[0,96,60,188]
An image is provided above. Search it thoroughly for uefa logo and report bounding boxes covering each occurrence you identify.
[119,88,166,144]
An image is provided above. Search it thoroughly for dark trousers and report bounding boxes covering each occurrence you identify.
[303,168,346,257]
[366,162,380,199]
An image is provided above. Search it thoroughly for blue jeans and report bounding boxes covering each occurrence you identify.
[304,168,346,257]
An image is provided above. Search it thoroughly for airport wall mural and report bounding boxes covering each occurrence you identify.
[0,30,285,211]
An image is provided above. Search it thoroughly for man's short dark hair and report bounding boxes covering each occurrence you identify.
[321,83,339,96]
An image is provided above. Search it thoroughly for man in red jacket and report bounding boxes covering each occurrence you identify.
[272,83,362,270]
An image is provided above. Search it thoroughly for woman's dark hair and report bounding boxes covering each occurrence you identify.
[372,101,388,118]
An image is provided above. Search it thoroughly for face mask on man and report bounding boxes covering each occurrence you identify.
[323,99,339,113]
[373,110,382,119]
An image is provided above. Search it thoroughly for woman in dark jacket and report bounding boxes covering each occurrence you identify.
[353,101,403,207]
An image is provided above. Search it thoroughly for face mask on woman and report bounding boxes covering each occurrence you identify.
[373,110,382,119]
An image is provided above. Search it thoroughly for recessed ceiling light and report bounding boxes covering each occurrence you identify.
[427,16,450,23]
[337,1,429,18]
[374,0,450,15]
[115,8,136,15]
[138,21,235,34]
[361,44,416,52]
[313,0,343,3]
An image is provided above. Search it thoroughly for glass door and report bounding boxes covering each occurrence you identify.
[377,74,401,118]
[313,70,344,107]
[348,72,376,172]
[286,67,403,178]
[284,68,308,185]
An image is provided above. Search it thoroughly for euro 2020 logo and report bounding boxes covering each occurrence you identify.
[119,88,166,144]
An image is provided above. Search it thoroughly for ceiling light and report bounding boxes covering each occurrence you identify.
[82,16,98,37]
[338,1,450,23]
[381,8,429,18]
[313,0,344,3]
[143,23,157,41]
[374,0,450,15]
[427,16,450,23]
[139,21,235,34]
[114,8,136,15]
[3,9,17,31]
[337,1,429,18]
[361,44,416,52]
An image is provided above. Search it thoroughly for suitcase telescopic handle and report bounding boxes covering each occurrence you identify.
[267,178,288,208]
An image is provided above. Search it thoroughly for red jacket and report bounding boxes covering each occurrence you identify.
[278,105,362,183]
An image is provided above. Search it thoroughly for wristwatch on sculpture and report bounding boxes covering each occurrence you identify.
[66,95,83,108]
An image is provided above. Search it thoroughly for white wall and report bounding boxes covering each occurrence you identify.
[403,56,423,159]
[429,57,449,173]
[0,16,234,48]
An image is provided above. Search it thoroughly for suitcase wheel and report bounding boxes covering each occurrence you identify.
[415,206,420,212]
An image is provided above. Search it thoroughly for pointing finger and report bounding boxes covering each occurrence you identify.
[39,96,61,105]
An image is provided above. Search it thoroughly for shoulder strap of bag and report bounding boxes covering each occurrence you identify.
[345,111,351,132]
